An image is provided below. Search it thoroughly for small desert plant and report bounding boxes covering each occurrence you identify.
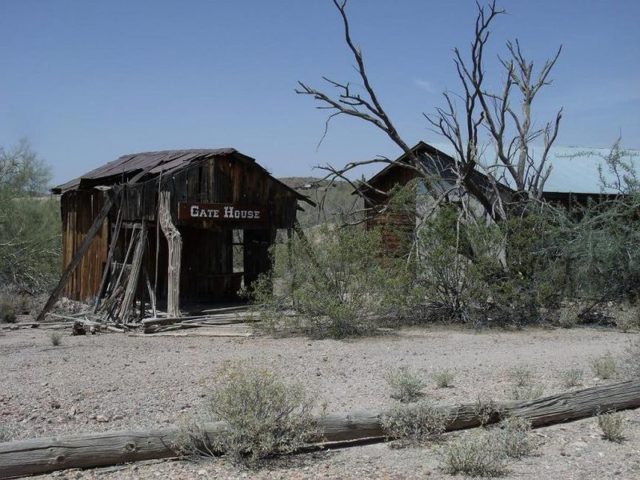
[493,417,537,459]
[0,424,15,443]
[177,364,318,464]
[591,353,617,379]
[50,331,62,346]
[598,411,625,443]
[557,303,581,328]
[385,366,425,403]
[508,366,534,387]
[473,397,502,427]
[508,366,543,400]
[510,384,544,401]
[613,305,640,332]
[442,431,508,477]
[0,296,16,323]
[560,368,584,388]
[623,339,640,377]
[382,401,449,445]
[433,369,455,388]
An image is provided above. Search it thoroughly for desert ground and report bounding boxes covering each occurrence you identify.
[1,324,639,479]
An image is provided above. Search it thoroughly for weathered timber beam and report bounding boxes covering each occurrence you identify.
[1,380,639,479]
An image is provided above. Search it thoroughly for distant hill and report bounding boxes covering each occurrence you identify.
[279,177,364,228]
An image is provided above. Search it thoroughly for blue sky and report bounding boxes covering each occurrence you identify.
[1,0,638,186]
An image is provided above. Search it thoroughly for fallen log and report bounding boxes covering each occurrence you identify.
[1,380,639,479]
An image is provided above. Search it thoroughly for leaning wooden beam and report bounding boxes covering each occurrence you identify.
[116,222,148,322]
[93,206,123,313]
[1,380,639,479]
[36,191,116,323]
[158,191,182,317]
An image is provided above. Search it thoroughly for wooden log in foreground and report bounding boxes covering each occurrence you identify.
[1,380,639,479]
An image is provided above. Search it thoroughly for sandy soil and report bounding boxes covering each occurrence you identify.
[1,324,638,479]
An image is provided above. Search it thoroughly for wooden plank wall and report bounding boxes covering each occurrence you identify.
[60,190,109,301]
[60,154,301,303]
[363,165,418,256]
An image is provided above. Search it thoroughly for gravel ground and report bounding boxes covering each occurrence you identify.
[1,324,639,479]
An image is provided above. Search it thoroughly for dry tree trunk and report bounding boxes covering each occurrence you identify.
[158,191,182,317]
[1,380,639,479]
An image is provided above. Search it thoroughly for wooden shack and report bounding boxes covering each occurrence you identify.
[358,141,626,256]
[46,148,312,321]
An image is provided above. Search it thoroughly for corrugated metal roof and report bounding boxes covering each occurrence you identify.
[428,143,640,195]
[51,148,314,205]
[52,148,237,193]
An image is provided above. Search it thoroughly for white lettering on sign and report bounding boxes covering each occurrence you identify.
[188,205,261,220]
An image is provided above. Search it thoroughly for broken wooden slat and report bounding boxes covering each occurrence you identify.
[1,380,639,479]
[93,207,124,313]
[117,222,148,322]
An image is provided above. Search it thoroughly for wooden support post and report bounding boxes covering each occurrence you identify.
[158,191,182,317]
[36,191,116,323]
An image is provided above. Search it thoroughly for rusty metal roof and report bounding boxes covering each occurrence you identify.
[51,148,313,205]
[52,148,238,193]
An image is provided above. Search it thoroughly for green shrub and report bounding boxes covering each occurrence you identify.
[385,366,425,403]
[177,365,318,464]
[442,431,508,477]
[0,296,16,323]
[560,368,584,388]
[0,141,60,293]
[598,412,625,443]
[433,369,455,388]
[251,224,412,339]
[381,401,449,445]
[591,353,617,379]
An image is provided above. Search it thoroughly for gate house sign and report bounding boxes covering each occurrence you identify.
[178,202,267,223]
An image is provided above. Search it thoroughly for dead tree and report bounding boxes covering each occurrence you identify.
[425,1,562,219]
[297,0,563,223]
[158,191,182,317]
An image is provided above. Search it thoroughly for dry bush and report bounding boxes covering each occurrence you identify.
[598,412,625,443]
[381,401,449,445]
[385,366,425,403]
[0,424,15,443]
[0,296,16,323]
[473,397,503,427]
[560,368,584,388]
[557,303,581,328]
[433,369,455,389]
[177,365,318,464]
[50,331,62,346]
[442,431,508,477]
[508,366,544,401]
[591,353,617,379]
[623,339,640,377]
[612,304,640,332]
[493,417,537,459]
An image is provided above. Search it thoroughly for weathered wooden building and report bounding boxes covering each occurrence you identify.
[357,141,627,254]
[48,148,312,320]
